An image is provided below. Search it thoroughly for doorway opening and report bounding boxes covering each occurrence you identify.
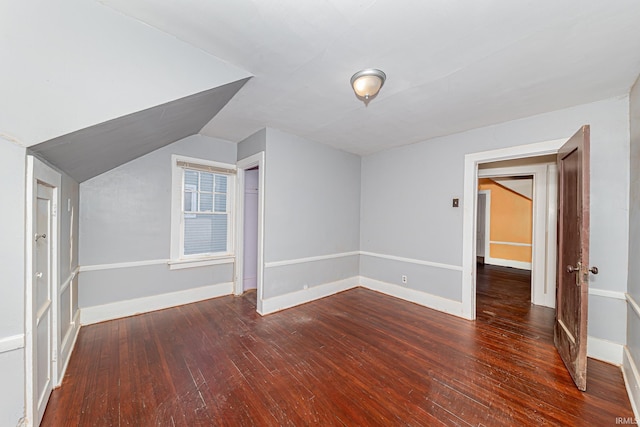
[235,152,265,314]
[460,138,565,320]
[476,172,536,318]
[241,166,259,306]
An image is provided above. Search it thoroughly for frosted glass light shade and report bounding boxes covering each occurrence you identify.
[350,69,386,103]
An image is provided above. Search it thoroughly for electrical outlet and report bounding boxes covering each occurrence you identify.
[401,275,408,284]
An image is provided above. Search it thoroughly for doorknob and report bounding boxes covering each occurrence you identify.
[589,266,599,275]
[36,272,43,278]
[35,233,46,241]
[566,265,579,273]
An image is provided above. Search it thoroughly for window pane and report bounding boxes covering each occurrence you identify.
[184,170,199,189]
[201,172,214,192]
[200,193,213,212]
[183,213,228,255]
[184,191,195,212]
[211,214,228,252]
[215,175,228,193]
[214,194,226,212]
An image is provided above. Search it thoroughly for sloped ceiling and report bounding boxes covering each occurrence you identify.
[100,0,640,155]
[0,0,251,147]
[491,177,533,200]
[1,0,252,182]
[30,80,249,182]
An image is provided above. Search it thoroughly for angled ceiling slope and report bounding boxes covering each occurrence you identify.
[30,79,249,183]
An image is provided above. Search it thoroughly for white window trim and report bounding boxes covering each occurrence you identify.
[170,154,236,268]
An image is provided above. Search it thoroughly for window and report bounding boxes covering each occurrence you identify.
[170,155,235,268]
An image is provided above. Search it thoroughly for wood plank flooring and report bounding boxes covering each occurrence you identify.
[42,265,633,426]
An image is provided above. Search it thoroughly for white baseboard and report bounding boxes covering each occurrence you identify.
[359,276,464,318]
[587,336,623,365]
[485,257,531,271]
[623,346,640,421]
[80,282,233,325]
[0,334,24,354]
[57,310,81,387]
[260,277,359,315]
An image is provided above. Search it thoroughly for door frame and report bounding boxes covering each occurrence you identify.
[25,155,61,426]
[235,152,266,314]
[461,138,566,319]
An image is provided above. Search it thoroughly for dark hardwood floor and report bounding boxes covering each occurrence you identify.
[42,266,633,426]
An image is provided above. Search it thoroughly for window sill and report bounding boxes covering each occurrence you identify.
[168,256,234,270]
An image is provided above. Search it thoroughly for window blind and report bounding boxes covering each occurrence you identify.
[176,160,236,175]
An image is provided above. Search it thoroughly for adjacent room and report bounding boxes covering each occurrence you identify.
[1,1,640,425]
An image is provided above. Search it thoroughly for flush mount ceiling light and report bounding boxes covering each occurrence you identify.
[350,68,386,105]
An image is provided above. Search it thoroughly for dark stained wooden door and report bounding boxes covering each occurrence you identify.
[555,125,592,391]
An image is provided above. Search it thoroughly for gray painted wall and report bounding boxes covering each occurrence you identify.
[0,138,27,425]
[78,134,237,308]
[361,96,630,345]
[262,129,361,298]
[80,134,235,265]
[238,128,266,161]
[628,76,640,385]
[80,263,234,307]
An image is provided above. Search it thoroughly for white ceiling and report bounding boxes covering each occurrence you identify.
[99,0,640,155]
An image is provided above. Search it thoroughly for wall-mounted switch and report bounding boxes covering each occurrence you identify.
[452,198,459,207]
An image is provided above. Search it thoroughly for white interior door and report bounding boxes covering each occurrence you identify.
[34,182,54,424]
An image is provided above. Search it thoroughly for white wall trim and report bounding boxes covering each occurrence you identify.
[584,288,627,300]
[627,293,640,318]
[587,336,623,365]
[0,334,25,354]
[57,310,80,387]
[360,276,464,318]
[485,258,532,271]
[260,277,359,315]
[80,259,168,272]
[80,282,233,325]
[59,310,80,358]
[81,258,236,272]
[360,251,463,271]
[489,240,532,247]
[168,256,234,270]
[623,346,640,421]
[265,251,360,269]
[60,266,80,294]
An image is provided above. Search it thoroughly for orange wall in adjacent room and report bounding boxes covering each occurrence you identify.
[478,178,532,263]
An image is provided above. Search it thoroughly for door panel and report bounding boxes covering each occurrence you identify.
[555,125,590,391]
[35,182,53,423]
